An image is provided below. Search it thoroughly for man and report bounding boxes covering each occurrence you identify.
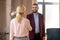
[27,3,45,40]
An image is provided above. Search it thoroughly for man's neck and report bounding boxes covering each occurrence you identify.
[33,12,38,15]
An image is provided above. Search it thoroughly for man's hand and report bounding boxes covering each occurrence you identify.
[43,37,45,40]
[43,35,47,40]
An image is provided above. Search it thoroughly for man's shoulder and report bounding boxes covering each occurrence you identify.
[27,13,33,16]
[38,13,43,16]
[38,12,42,15]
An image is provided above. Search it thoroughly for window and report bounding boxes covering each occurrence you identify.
[38,5,43,14]
[37,0,59,33]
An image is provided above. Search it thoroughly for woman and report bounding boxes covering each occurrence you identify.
[10,6,32,40]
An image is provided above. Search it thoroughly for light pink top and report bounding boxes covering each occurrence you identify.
[10,18,32,40]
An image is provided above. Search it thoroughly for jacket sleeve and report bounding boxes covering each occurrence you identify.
[42,15,45,37]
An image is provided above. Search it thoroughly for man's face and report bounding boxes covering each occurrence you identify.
[32,5,38,13]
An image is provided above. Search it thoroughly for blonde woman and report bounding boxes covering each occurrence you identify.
[10,6,32,40]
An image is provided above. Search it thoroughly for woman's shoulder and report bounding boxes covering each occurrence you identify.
[23,18,30,22]
[10,18,16,23]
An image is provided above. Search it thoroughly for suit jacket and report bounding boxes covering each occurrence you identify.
[27,13,45,40]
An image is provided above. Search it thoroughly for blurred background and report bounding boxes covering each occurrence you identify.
[0,0,59,40]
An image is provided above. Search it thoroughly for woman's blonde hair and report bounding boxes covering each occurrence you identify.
[16,5,26,17]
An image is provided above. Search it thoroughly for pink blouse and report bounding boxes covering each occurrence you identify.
[10,18,32,40]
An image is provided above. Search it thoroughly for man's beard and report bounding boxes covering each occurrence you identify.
[32,10,38,13]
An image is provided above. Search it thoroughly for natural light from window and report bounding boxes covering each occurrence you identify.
[37,0,59,33]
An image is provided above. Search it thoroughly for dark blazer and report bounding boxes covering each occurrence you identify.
[27,13,45,40]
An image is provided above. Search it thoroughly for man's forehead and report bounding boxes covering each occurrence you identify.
[32,5,38,7]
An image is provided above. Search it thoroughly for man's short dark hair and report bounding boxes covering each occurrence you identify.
[32,3,38,6]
